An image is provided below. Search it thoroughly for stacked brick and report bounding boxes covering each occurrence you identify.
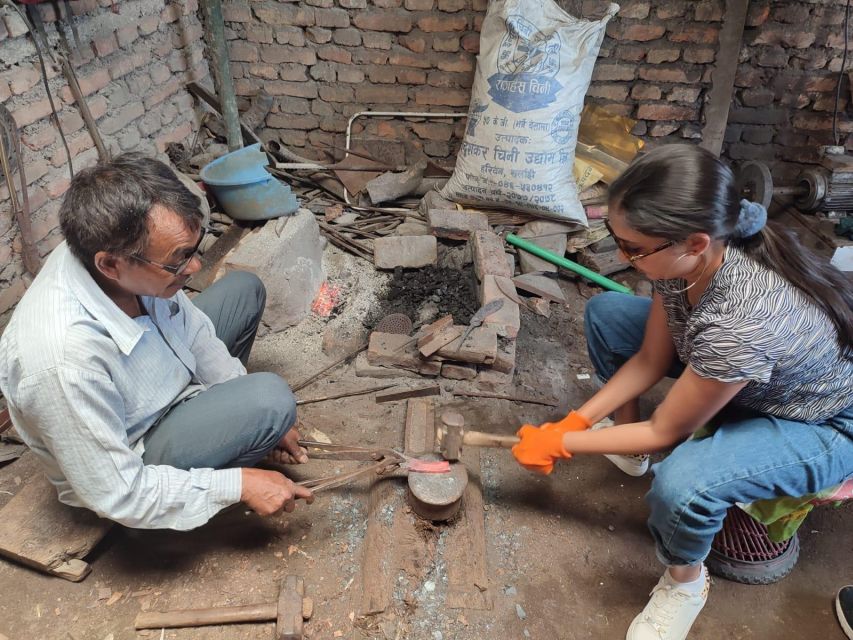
[0,0,209,326]
[222,0,484,163]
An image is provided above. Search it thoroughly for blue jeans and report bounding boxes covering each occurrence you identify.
[142,272,297,470]
[584,292,853,566]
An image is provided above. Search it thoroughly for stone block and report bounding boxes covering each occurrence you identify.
[428,209,490,240]
[471,230,511,280]
[224,209,325,331]
[374,236,437,269]
[479,275,520,338]
[436,326,498,364]
[516,220,574,274]
[512,273,566,304]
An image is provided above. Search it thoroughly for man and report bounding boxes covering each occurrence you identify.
[0,153,312,530]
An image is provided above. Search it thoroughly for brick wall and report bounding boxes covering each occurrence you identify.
[0,0,209,325]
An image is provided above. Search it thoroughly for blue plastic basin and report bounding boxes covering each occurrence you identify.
[200,143,299,221]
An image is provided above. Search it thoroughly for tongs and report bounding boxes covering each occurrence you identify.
[294,440,449,494]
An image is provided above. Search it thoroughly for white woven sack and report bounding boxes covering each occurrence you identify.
[441,0,618,223]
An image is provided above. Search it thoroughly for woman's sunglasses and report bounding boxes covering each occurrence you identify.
[603,219,674,264]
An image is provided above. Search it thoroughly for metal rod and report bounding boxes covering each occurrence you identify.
[199,0,242,151]
[506,233,633,295]
[57,54,109,162]
[296,383,396,406]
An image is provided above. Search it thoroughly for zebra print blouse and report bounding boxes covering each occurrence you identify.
[653,245,852,422]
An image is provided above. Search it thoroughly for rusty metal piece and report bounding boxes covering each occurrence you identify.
[374,312,413,335]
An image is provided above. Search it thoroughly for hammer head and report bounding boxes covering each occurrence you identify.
[438,411,465,461]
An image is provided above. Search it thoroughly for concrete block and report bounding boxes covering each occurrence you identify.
[480,275,521,338]
[512,273,566,304]
[427,208,490,240]
[374,235,437,269]
[436,326,498,364]
[470,230,511,280]
[224,209,325,331]
[516,220,575,274]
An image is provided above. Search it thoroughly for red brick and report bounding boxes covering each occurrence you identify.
[405,0,433,8]
[740,87,775,108]
[266,81,318,98]
[363,32,393,49]
[59,67,111,103]
[746,1,770,26]
[156,121,193,153]
[306,26,332,43]
[4,11,27,37]
[373,0,402,6]
[11,99,53,128]
[756,47,789,68]
[646,47,680,64]
[648,122,679,137]
[144,76,181,109]
[310,61,336,81]
[340,0,367,6]
[354,11,413,33]
[669,24,719,44]
[638,66,701,84]
[276,26,306,46]
[261,45,316,65]
[229,40,259,62]
[637,103,698,121]
[410,122,454,142]
[318,45,352,63]
[436,52,474,73]
[276,63,308,81]
[355,84,408,104]
[694,0,723,21]
[314,8,351,28]
[246,24,274,43]
[109,52,148,79]
[338,66,366,83]
[438,0,467,10]
[222,2,252,22]
[418,14,467,32]
[400,33,427,53]
[427,70,472,88]
[592,63,636,82]
[414,86,469,106]
[319,85,354,102]
[332,28,362,46]
[50,131,94,166]
[354,49,392,65]
[615,45,647,62]
[389,49,433,69]
[668,86,701,103]
[116,25,139,48]
[267,113,320,129]
[683,47,715,64]
[21,126,57,150]
[255,4,314,26]
[588,84,630,102]
[368,65,398,83]
[619,0,651,19]
[655,1,686,19]
[397,68,427,84]
[45,174,71,199]
[461,33,479,53]
[754,24,816,49]
[69,0,99,16]
[138,15,160,35]
[630,84,661,100]
[273,96,311,114]
[58,109,85,135]
[99,102,144,135]
[471,230,511,280]
[608,23,665,42]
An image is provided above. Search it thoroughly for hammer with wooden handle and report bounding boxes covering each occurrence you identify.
[435,410,519,461]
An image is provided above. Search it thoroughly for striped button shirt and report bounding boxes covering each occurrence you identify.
[654,245,853,422]
[0,243,244,530]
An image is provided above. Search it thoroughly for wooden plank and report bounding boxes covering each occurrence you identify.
[0,473,112,582]
[375,384,441,404]
[404,398,436,455]
[443,447,492,610]
[358,478,398,615]
[699,0,749,156]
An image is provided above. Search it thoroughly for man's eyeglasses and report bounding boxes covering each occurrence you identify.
[603,219,674,264]
[130,227,208,276]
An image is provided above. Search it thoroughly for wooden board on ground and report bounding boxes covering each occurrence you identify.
[404,398,436,455]
[0,473,113,581]
[358,478,399,615]
[443,446,492,610]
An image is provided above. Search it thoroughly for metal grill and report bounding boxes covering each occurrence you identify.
[374,313,413,335]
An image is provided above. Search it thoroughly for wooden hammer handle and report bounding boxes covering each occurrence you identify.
[135,602,277,630]
[461,430,520,449]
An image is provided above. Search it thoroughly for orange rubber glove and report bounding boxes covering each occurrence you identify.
[511,425,572,475]
[539,410,592,434]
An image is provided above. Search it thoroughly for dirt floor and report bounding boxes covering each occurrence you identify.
[0,243,850,640]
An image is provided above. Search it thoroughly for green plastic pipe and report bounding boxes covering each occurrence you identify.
[506,233,634,295]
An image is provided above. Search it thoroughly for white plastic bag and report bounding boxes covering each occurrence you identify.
[441,0,618,223]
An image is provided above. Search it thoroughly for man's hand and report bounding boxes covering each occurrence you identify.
[511,425,572,475]
[240,468,314,516]
[268,425,309,465]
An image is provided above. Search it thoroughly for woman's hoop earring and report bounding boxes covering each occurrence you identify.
[669,253,708,294]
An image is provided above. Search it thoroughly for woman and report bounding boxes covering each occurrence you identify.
[512,144,853,640]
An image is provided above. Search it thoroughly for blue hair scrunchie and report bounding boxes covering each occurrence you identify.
[734,199,767,238]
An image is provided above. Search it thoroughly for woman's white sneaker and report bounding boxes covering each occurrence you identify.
[592,418,650,476]
[627,567,710,640]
